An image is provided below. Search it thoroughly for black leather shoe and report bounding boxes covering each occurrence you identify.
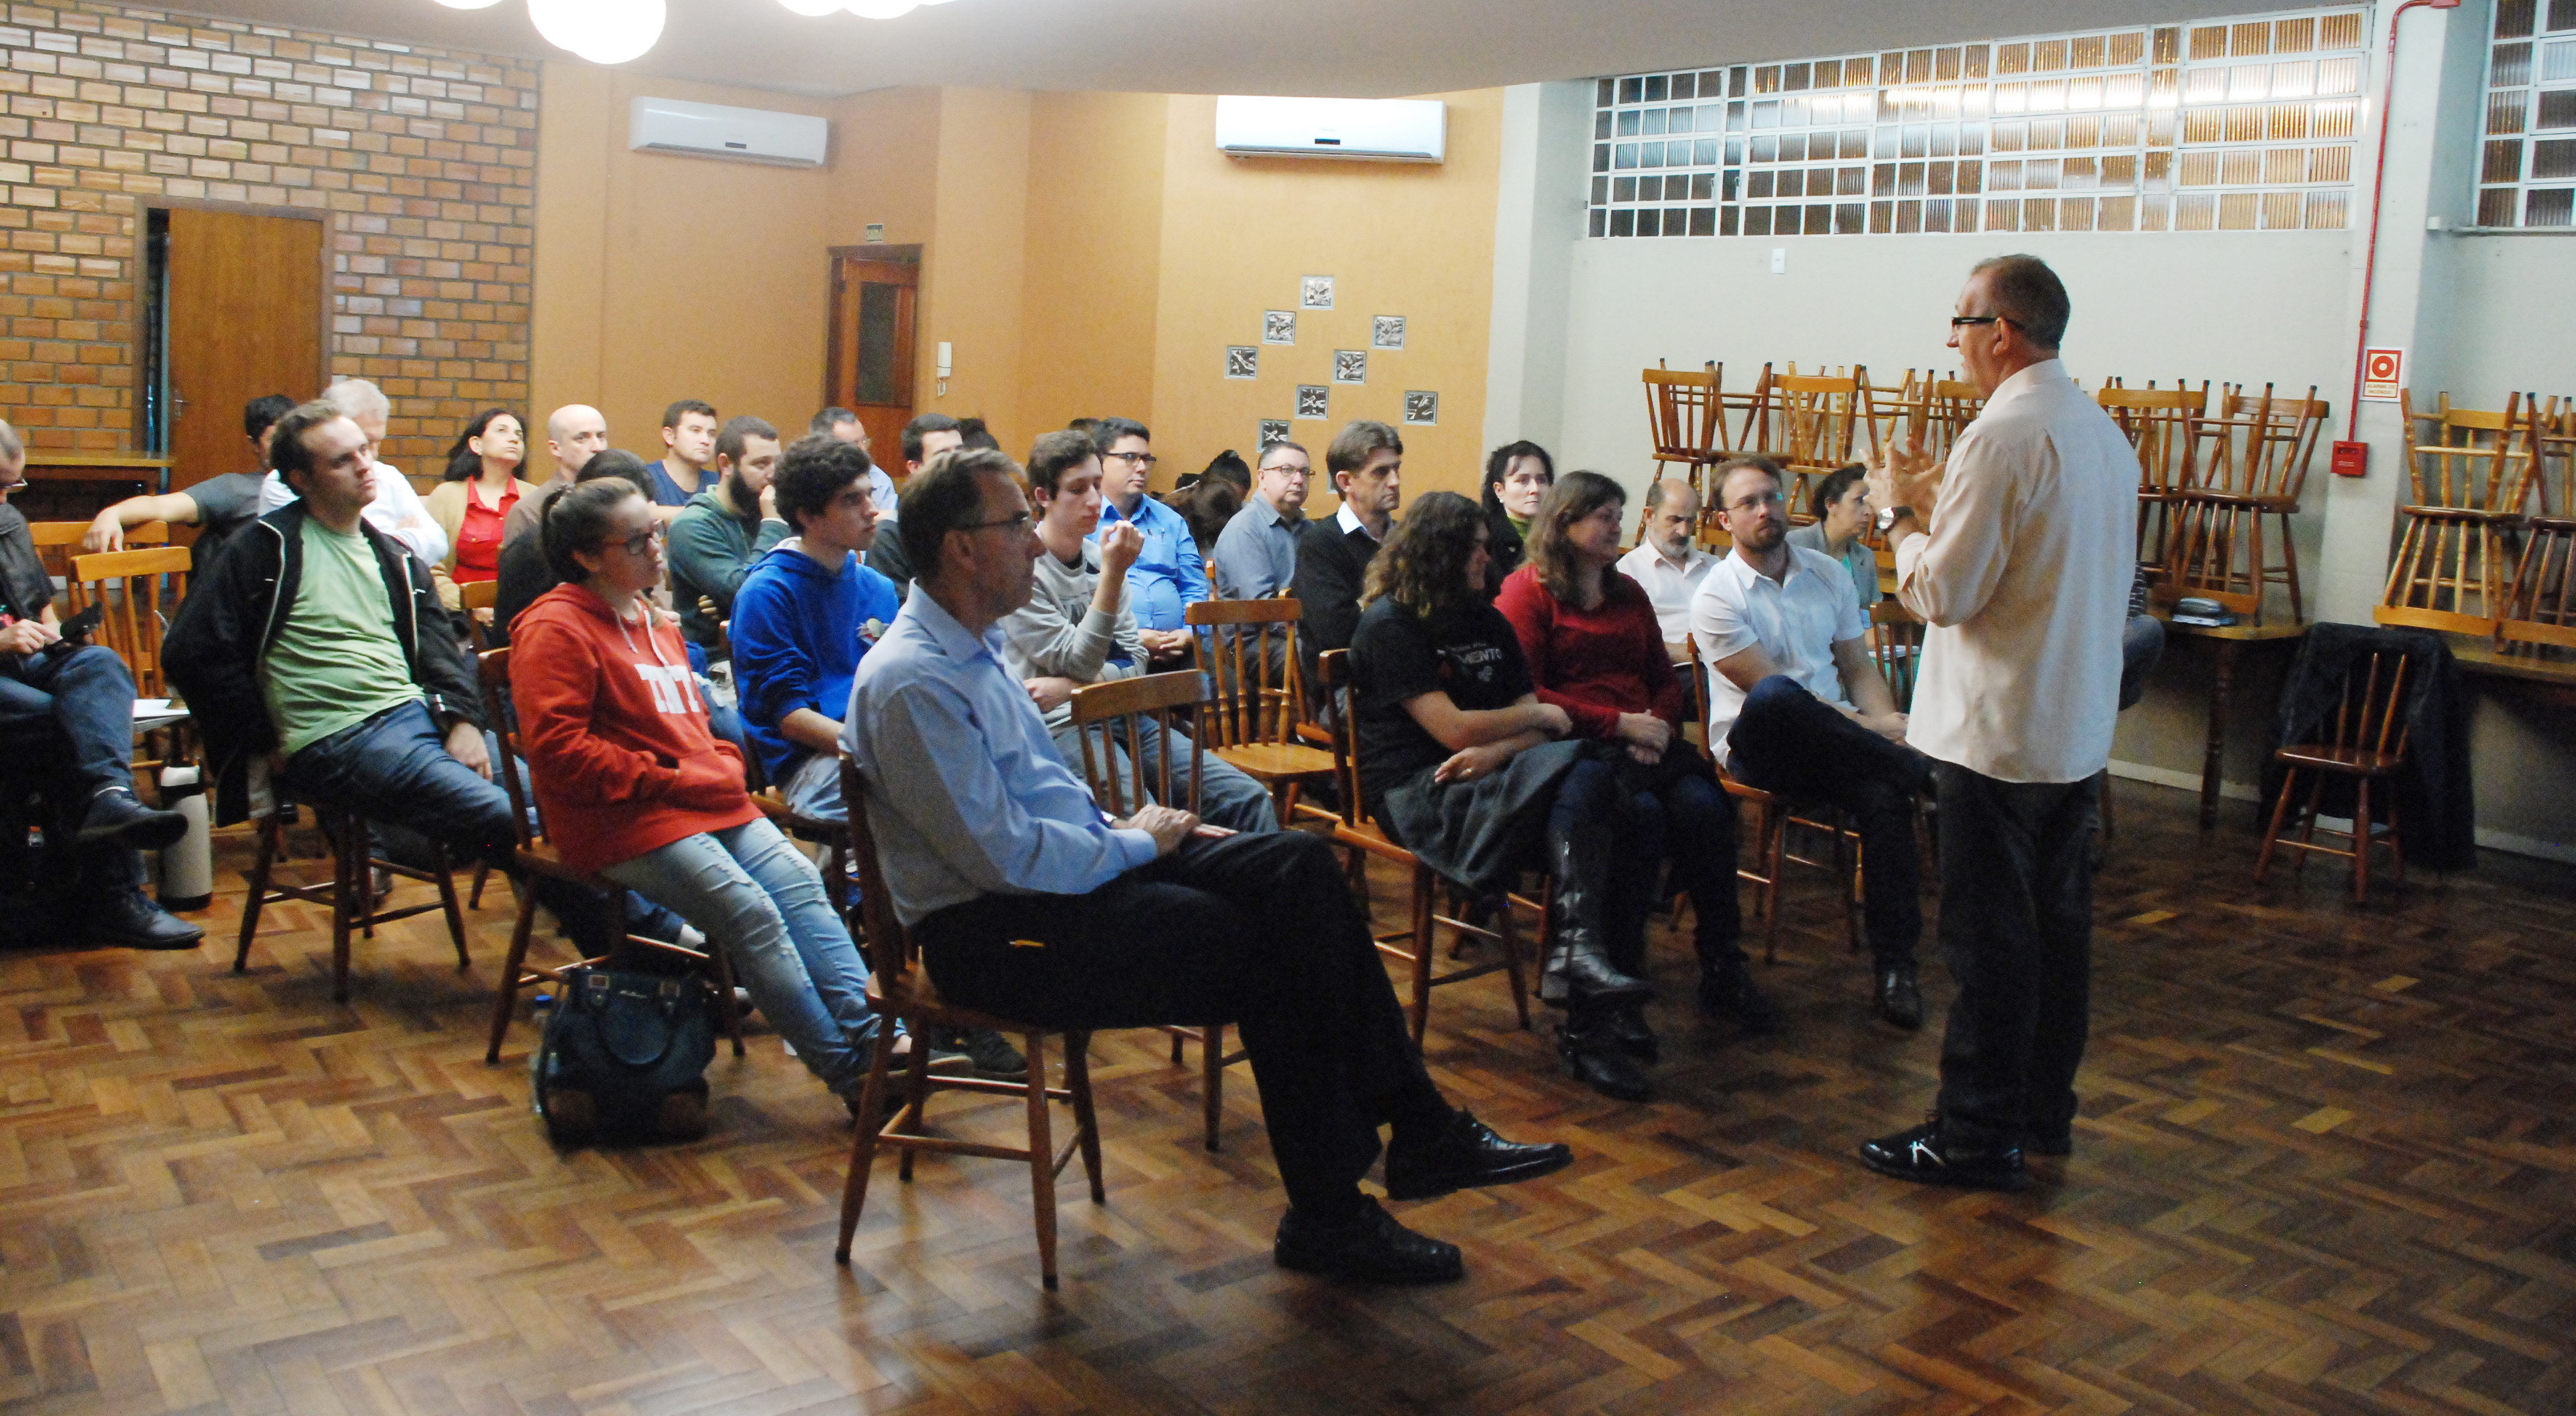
[87,890,204,951]
[1559,1023,1652,1102]
[1698,958,1782,1033]
[1875,963,1923,1031]
[1383,1109,1574,1200]
[1606,1000,1659,1063]
[2024,1125,2073,1157]
[75,787,188,852]
[1859,1117,2027,1191]
[1275,1197,1464,1284]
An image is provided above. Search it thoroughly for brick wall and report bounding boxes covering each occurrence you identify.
[0,1,538,475]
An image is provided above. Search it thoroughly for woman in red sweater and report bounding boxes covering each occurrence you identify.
[512,478,919,1108]
[1496,472,1761,1084]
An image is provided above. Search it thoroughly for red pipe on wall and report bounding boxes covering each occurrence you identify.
[2336,0,2462,472]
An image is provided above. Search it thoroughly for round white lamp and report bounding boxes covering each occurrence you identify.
[843,0,919,17]
[778,0,841,14]
[430,0,506,9]
[527,0,667,64]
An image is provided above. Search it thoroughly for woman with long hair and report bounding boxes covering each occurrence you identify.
[424,408,540,612]
[1498,472,1766,1095]
[1347,490,1659,1100]
[1478,441,1554,597]
[510,478,937,1113]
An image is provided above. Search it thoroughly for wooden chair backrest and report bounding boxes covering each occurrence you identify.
[2201,383,2330,503]
[460,578,499,652]
[1642,361,1734,466]
[2398,390,2535,514]
[1066,669,1210,817]
[65,545,190,697]
[1921,379,1985,460]
[1185,596,1306,749]
[2097,385,2207,498]
[1865,599,1924,713]
[475,647,546,852]
[1679,633,1712,751]
[2524,393,2573,518]
[2309,649,2414,764]
[1315,649,1370,828]
[839,757,919,984]
[1754,367,1875,470]
[29,520,168,579]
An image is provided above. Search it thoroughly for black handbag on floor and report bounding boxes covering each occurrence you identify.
[535,965,716,1143]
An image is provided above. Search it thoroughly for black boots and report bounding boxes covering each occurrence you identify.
[1558,1008,1652,1101]
[1537,828,1651,1004]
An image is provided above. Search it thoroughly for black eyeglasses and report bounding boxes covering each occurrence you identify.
[955,512,1032,536]
[1105,451,1159,468]
[1950,315,2010,329]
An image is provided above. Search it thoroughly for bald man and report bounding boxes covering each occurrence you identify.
[1615,477,1719,647]
[502,404,609,545]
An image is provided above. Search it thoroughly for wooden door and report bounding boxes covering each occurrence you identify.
[166,207,323,492]
[825,252,919,463]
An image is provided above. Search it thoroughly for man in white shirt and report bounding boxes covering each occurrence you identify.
[256,378,446,567]
[1690,454,1927,1034]
[1615,477,1717,647]
[1859,254,2134,1192]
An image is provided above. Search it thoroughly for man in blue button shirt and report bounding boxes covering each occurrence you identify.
[846,448,1571,1286]
[1087,418,1202,665]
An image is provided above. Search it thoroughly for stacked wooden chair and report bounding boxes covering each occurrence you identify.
[2376,391,2537,637]
[1641,360,1744,512]
[1751,364,1877,523]
[2096,383,2209,584]
[2501,393,2574,655]
[2166,383,2327,625]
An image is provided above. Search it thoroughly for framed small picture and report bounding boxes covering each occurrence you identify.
[1225,345,1259,380]
[1333,349,1367,385]
[1257,419,1291,448]
[1299,275,1335,310]
[1372,315,1406,350]
[1295,385,1331,420]
[1402,390,1439,426]
[1262,309,1297,345]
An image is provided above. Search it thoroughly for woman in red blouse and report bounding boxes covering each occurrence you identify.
[425,408,540,612]
[1496,472,1766,1086]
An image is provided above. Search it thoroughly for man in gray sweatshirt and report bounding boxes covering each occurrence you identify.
[999,430,1277,834]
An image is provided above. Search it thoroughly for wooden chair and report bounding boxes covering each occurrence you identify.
[64,545,194,779]
[28,520,167,580]
[1643,360,1741,506]
[835,758,1103,1290]
[234,802,474,1005]
[1679,638,1861,960]
[1864,599,1923,712]
[2377,391,2537,637]
[2097,385,2209,584]
[2501,394,2575,655]
[2165,385,2326,625]
[474,648,745,1064]
[1313,649,1536,1044]
[2253,649,2411,902]
[1750,366,1878,522]
[459,578,500,653]
[1910,377,1985,464]
[1064,670,1248,1152]
[1183,596,1337,828]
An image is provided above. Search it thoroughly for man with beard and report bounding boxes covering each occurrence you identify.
[669,415,788,653]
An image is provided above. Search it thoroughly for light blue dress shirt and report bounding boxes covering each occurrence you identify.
[844,588,1159,926]
[1091,494,1208,630]
[1209,494,1303,601]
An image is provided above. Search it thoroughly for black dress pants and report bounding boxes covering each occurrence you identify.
[1929,761,2099,1145]
[914,828,1451,1214]
[1727,675,1927,965]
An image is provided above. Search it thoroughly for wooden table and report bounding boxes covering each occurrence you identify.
[2448,638,2576,709]
[13,454,175,520]
[2152,612,2309,830]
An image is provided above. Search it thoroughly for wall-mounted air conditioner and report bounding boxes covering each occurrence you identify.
[1213,96,1446,164]
[629,96,828,168]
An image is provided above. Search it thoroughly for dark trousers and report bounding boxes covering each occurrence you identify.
[1727,675,1927,966]
[1930,761,2098,1145]
[1,644,146,900]
[1549,757,1742,975]
[915,829,1452,1215]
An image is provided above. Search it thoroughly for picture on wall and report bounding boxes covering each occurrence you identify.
[1258,419,1291,448]
[1372,316,1406,350]
[1403,391,1439,426]
[1295,385,1331,420]
[1225,345,1259,380]
[1263,310,1297,345]
[1300,275,1335,310]
[1333,349,1367,385]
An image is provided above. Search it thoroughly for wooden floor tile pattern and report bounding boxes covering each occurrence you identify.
[1,780,2571,1414]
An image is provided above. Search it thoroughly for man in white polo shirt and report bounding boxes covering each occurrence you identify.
[1616,476,1717,647]
[1689,454,1928,1034]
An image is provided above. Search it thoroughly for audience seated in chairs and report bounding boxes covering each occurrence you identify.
[254,379,448,568]
[1495,471,1750,1098]
[1784,463,1885,614]
[424,407,541,613]
[1086,417,1202,665]
[1211,440,1312,602]
[1614,477,1719,645]
[1293,420,1402,707]
[1001,431,1277,834]
[844,448,1570,1285]
[83,393,292,571]
[508,477,948,1104]
[500,404,607,547]
[860,413,967,598]
[0,422,200,949]
[667,415,788,654]
[809,407,897,512]
[1478,440,1554,598]
[1345,491,1666,1075]
[1690,454,1931,1031]
[165,401,638,958]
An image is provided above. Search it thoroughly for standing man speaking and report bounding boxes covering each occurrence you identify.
[1861,255,2134,1191]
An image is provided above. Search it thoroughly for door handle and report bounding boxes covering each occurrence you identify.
[171,389,188,419]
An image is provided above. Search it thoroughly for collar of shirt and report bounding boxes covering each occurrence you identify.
[1625,540,1710,576]
[1249,494,1303,532]
[1716,543,1830,597]
[1984,357,2068,410]
[1336,503,1383,541]
[1098,494,1176,535]
[906,582,1011,673]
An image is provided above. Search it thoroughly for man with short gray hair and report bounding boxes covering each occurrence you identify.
[255,377,446,565]
[1616,476,1717,645]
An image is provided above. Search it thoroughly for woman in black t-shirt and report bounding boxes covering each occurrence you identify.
[1348,492,1659,1101]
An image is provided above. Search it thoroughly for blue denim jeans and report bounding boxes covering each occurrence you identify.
[0,642,136,794]
[779,750,842,822]
[599,816,882,1097]
[1050,715,1277,834]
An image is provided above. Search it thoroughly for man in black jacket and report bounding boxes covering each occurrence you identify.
[165,403,620,950]
[1292,420,1402,709]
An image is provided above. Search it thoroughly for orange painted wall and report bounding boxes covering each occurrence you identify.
[912,88,1031,449]
[1015,90,1168,449]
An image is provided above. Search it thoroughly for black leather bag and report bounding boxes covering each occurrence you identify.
[534,966,716,1142]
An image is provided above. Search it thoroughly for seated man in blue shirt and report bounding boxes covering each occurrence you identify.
[846,448,1570,1286]
[1087,418,1202,665]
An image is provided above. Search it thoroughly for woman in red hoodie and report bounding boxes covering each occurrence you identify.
[512,478,916,1106]
[1494,471,1755,1097]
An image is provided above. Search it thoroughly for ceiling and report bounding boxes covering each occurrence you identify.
[222,0,2255,98]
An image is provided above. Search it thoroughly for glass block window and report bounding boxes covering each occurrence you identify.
[1585,5,2364,238]
[2479,0,2576,227]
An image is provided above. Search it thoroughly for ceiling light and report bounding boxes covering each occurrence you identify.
[777,0,841,13]
[842,0,920,17]
[527,0,666,63]
[430,0,506,9]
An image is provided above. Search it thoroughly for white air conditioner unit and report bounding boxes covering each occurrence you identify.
[629,96,828,168]
[1213,96,1446,164]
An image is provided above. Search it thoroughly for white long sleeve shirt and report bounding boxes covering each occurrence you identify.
[1893,359,2135,784]
[259,461,448,568]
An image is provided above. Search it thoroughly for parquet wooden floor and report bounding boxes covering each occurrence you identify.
[3,779,2571,1415]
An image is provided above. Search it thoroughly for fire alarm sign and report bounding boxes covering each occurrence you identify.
[2360,347,2404,402]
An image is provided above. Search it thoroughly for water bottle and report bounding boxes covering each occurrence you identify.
[156,765,213,912]
[527,989,554,1113]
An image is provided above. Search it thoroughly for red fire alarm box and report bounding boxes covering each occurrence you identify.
[2331,440,2369,477]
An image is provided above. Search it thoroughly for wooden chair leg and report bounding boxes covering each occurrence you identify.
[1498,888,1533,1032]
[329,818,358,1003]
[2352,778,2372,903]
[1763,806,1787,966]
[430,844,472,970]
[468,862,490,910]
[1022,1029,1060,1291]
[1066,1030,1104,1202]
[709,938,746,1058]
[1406,866,1435,1045]
[1200,1023,1223,1152]
[2386,791,2405,890]
[2254,766,2299,882]
[486,887,546,1063]
[1170,1027,1186,1066]
[2295,773,2327,871]
[895,1037,935,1183]
[2277,511,2304,624]
[834,1020,904,1264]
[234,817,279,972]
